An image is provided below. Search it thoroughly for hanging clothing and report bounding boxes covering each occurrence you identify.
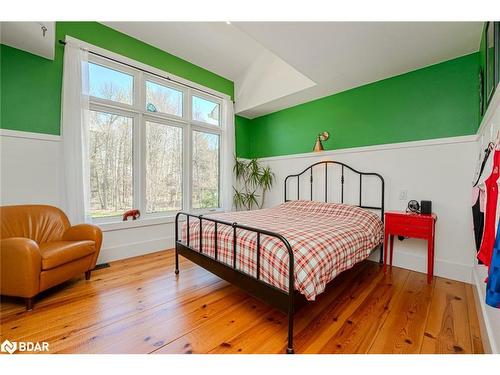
[486,222,500,308]
[472,142,494,187]
[472,186,486,252]
[472,143,493,254]
[478,149,500,269]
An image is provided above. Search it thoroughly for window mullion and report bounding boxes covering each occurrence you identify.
[133,113,142,215]
[190,123,222,135]
[184,88,192,212]
[137,71,146,216]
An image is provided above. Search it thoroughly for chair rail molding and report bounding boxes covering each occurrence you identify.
[0,129,61,142]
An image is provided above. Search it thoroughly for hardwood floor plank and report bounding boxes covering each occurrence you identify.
[151,297,272,354]
[209,261,372,354]
[54,283,246,353]
[464,284,485,354]
[318,267,409,353]
[368,271,433,354]
[295,262,386,354]
[420,277,472,354]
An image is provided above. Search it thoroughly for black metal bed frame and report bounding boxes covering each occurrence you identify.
[174,160,385,354]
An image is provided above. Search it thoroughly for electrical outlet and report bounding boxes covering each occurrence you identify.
[399,190,408,201]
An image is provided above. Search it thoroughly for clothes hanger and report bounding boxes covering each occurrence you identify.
[472,138,496,187]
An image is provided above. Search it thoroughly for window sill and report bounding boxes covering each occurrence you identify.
[96,209,225,232]
[97,215,176,232]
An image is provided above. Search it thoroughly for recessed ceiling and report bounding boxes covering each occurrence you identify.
[104,21,483,119]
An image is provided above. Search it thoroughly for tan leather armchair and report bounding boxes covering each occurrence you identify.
[0,205,102,310]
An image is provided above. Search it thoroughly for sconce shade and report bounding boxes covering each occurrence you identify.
[313,136,325,152]
[313,131,329,152]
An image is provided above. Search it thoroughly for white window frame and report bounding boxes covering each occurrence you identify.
[143,73,187,120]
[190,91,222,127]
[76,37,230,227]
[87,56,138,111]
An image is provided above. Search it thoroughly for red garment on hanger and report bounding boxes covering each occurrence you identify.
[478,149,500,268]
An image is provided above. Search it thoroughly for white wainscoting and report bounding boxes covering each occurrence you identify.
[0,130,63,207]
[98,223,175,264]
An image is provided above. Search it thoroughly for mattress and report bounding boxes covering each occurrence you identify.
[181,200,383,300]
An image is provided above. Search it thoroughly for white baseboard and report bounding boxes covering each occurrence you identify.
[96,235,174,264]
[472,265,499,354]
[369,249,472,284]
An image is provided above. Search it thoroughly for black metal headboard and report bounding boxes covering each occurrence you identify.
[284,161,385,222]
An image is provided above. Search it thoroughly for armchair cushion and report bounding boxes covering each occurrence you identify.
[39,240,95,270]
[62,224,103,270]
[62,224,102,251]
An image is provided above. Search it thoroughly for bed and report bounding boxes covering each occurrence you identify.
[174,161,385,354]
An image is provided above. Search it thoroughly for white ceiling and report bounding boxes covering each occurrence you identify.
[1,22,55,60]
[103,22,483,118]
[103,22,262,82]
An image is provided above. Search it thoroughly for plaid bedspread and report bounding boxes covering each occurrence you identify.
[181,200,383,300]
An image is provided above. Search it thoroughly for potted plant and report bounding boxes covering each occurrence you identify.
[233,158,275,210]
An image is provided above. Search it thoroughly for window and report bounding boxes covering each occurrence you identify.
[192,95,220,126]
[145,80,183,117]
[89,111,133,218]
[192,131,220,209]
[88,62,133,105]
[85,55,225,221]
[146,121,183,213]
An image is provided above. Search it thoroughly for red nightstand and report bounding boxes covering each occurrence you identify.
[384,211,437,283]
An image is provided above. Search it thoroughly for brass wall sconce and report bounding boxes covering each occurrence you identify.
[313,131,330,152]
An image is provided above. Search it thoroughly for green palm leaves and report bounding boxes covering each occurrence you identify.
[233,157,275,210]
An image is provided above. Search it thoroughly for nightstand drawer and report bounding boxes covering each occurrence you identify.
[385,213,434,231]
[386,222,430,239]
[386,213,432,226]
[386,217,432,229]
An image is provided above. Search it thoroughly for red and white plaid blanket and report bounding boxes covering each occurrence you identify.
[181,200,383,300]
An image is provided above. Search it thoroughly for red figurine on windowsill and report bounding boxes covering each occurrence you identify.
[123,209,141,221]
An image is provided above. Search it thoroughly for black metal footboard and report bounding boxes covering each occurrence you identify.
[175,212,298,354]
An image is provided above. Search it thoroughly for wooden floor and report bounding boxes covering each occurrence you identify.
[0,249,484,354]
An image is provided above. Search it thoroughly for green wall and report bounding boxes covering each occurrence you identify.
[238,52,480,159]
[0,22,234,135]
[235,115,253,158]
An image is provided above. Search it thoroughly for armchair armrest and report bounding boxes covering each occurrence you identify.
[0,238,41,298]
[62,224,103,268]
[62,224,102,248]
